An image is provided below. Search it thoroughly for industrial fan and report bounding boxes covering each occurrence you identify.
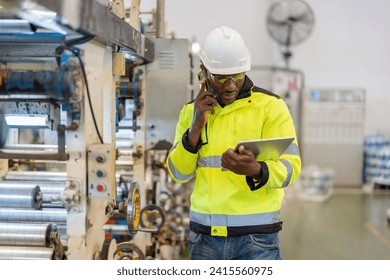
[266,0,315,67]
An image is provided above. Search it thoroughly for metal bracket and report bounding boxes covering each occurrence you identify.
[61,179,82,212]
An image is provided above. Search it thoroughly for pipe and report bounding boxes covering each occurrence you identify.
[156,0,165,38]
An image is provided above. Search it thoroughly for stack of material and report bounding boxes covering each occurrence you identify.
[363,134,390,188]
[296,165,334,202]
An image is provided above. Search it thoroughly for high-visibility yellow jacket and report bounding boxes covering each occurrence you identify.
[167,77,301,237]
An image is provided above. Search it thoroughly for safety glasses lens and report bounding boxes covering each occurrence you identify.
[213,73,244,83]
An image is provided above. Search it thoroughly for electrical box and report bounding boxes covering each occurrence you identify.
[145,38,191,149]
[88,144,116,199]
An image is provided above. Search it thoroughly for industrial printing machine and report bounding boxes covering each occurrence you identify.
[0,0,192,260]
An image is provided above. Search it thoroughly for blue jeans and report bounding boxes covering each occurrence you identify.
[188,231,281,260]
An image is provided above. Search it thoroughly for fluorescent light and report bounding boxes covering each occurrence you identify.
[5,114,50,129]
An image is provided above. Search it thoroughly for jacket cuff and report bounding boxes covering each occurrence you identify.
[246,162,269,191]
[182,128,202,154]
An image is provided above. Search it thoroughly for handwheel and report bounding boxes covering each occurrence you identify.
[140,204,165,229]
[100,238,117,260]
[114,242,145,260]
[125,181,141,234]
[159,191,175,213]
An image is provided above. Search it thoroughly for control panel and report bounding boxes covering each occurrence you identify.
[88,144,116,199]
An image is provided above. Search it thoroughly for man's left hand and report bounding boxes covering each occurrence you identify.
[221,145,261,178]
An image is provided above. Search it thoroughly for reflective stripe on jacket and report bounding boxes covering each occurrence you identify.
[167,77,301,236]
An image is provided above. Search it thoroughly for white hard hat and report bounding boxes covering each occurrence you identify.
[198,26,251,75]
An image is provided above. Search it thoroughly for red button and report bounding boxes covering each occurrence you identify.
[96,184,105,192]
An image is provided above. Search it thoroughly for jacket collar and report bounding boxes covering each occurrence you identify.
[236,76,253,100]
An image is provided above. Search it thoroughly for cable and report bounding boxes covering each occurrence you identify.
[55,37,104,144]
[64,34,94,47]
[75,53,104,144]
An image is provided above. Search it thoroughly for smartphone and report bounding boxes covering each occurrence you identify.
[198,69,215,108]
[197,68,211,91]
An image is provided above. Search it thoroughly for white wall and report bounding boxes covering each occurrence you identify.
[293,0,390,137]
[139,0,390,137]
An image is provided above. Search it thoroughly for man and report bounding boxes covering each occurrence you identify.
[166,26,301,260]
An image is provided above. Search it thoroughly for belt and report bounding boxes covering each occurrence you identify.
[190,221,283,237]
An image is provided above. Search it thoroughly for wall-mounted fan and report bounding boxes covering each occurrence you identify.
[267,0,315,67]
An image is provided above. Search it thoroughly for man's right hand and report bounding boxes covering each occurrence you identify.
[188,84,218,149]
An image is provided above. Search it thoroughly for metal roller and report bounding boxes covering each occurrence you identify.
[103,224,130,236]
[116,184,127,203]
[0,246,54,260]
[41,202,65,209]
[0,19,34,34]
[0,185,42,209]
[0,180,65,189]
[0,182,42,188]
[5,171,67,182]
[2,144,59,151]
[0,208,67,224]
[0,223,53,247]
[0,180,66,202]
[38,183,66,203]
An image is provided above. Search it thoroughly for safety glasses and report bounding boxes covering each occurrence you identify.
[210,72,245,84]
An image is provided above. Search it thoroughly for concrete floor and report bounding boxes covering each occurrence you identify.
[280,187,390,260]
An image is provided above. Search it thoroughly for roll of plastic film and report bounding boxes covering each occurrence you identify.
[0,208,67,223]
[0,223,53,247]
[0,185,42,209]
[0,246,54,260]
[5,171,67,182]
[0,181,66,203]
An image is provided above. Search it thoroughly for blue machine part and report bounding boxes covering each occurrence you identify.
[70,102,81,125]
[115,91,119,133]
[132,79,140,110]
[132,71,143,111]
[118,70,143,111]
[0,68,75,107]
[119,82,127,95]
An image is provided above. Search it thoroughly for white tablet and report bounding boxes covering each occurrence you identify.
[234,136,295,161]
